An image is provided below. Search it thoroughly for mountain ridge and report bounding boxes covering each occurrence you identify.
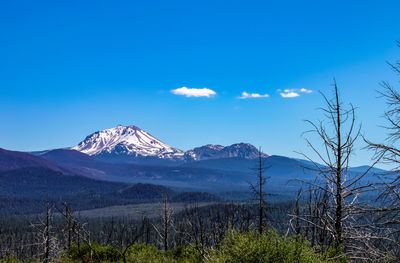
[70,125,269,164]
[5,124,383,196]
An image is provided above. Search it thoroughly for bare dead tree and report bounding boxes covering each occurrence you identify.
[142,217,152,245]
[74,221,97,263]
[292,185,330,251]
[64,204,74,251]
[248,147,270,234]
[208,209,226,247]
[176,219,187,246]
[182,204,210,260]
[293,189,302,238]
[55,202,77,251]
[112,219,144,263]
[365,42,400,259]
[294,81,382,260]
[30,199,60,263]
[56,204,103,263]
[153,193,173,251]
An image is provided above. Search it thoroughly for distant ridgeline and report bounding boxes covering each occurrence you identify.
[0,125,384,215]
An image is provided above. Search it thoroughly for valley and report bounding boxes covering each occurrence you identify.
[0,125,384,216]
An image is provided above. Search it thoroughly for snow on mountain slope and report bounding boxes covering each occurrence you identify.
[72,125,184,159]
[71,125,270,163]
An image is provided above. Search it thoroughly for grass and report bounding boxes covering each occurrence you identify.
[74,202,215,219]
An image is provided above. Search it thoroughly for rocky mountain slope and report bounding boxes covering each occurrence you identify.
[184,143,269,161]
[71,125,184,161]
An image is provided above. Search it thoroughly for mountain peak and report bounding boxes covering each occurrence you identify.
[71,125,268,163]
[185,143,269,161]
[116,124,139,130]
[71,125,184,158]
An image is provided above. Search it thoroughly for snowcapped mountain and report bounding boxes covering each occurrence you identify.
[71,125,184,160]
[185,143,269,161]
[71,125,269,164]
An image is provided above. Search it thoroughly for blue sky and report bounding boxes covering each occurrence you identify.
[0,0,399,166]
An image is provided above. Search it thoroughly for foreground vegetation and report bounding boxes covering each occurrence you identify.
[0,230,347,263]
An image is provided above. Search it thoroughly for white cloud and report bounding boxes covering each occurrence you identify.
[239,92,270,99]
[300,88,312,93]
[279,88,312,98]
[171,86,216,98]
[280,91,300,98]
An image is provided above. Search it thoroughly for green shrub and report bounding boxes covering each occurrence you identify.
[166,245,203,262]
[66,242,204,263]
[126,244,204,263]
[322,245,348,263]
[19,231,352,263]
[0,256,23,263]
[0,256,40,263]
[125,244,167,263]
[209,230,343,263]
[67,243,120,262]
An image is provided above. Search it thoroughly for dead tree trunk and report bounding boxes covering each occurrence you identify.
[334,87,343,247]
[153,192,173,251]
[293,81,379,259]
[365,43,400,259]
[249,147,270,234]
[258,150,264,234]
[31,199,59,263]
[163,193,168,250]
[44,200,50,263]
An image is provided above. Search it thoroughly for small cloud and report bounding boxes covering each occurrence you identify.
[171,86,216,98]
[239,92,270,99]
[279,88,312,98]
[300,88,312,93]
[280,91,300,98]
